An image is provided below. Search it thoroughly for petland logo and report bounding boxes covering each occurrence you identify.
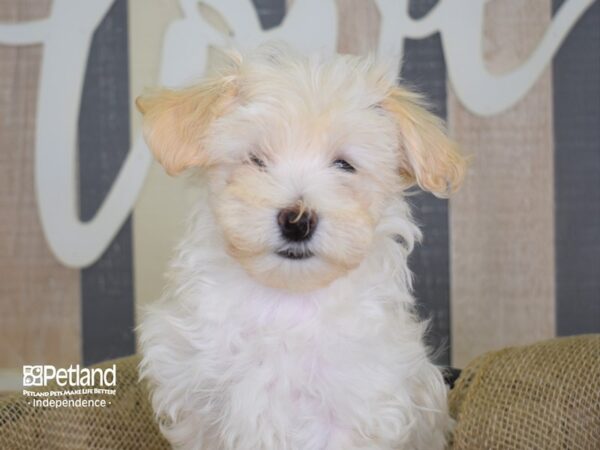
[22,365,117,408]
[23,364,116,387]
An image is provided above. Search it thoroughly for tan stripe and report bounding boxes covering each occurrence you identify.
[129,1,197,326]
[449,0,556,367]
[0,0,81,369]
[335,0,380,55]
[289,0,380,54]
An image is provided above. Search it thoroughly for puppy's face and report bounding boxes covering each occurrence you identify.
[137,48,464,292]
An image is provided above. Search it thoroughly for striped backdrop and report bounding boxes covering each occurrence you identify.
[0,0,598,390]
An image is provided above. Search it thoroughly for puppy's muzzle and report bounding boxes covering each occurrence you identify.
[277,207,318,242]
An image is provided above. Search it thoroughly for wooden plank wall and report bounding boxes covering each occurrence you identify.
[0,0,598,389]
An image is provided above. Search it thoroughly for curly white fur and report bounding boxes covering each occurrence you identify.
[137,44,463,450]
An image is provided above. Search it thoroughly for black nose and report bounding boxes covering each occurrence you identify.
[277,208,318,242]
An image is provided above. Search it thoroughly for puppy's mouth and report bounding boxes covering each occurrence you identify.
[276,248,314,260]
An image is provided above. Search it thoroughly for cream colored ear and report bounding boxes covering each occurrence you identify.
[382,86,466,197]
[136,75,237,176]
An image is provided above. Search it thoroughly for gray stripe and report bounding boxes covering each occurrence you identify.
[553,0,600,335]
[79,0,135,365]
[252,0,286,29]
[401,0,451,365]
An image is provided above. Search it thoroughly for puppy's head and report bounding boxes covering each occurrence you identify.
[137,45,465,292]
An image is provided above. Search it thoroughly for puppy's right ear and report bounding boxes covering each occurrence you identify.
[136,73,237,176]
[382,86,466,197]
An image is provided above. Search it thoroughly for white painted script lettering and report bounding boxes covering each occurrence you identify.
[0,0,593,267]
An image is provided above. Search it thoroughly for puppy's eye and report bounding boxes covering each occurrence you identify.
[249,153,266,169]
[332,159,355,173]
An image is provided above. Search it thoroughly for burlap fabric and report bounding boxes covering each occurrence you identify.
[0,356,169,449]
[449,334,600,450]
[1,335,598,449]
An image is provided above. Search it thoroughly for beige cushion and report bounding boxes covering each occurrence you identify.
[1,335,598,449]
[449,335,600,450]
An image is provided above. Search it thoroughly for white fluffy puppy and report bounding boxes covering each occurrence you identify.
[137,44,465,450]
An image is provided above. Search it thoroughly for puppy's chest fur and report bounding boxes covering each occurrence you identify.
[142,288,446,450]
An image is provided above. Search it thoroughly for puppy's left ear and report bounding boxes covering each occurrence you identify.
[136,69,238,176]
[382,86,466,197]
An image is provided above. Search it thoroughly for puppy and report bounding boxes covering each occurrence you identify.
[137,44,465,450]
